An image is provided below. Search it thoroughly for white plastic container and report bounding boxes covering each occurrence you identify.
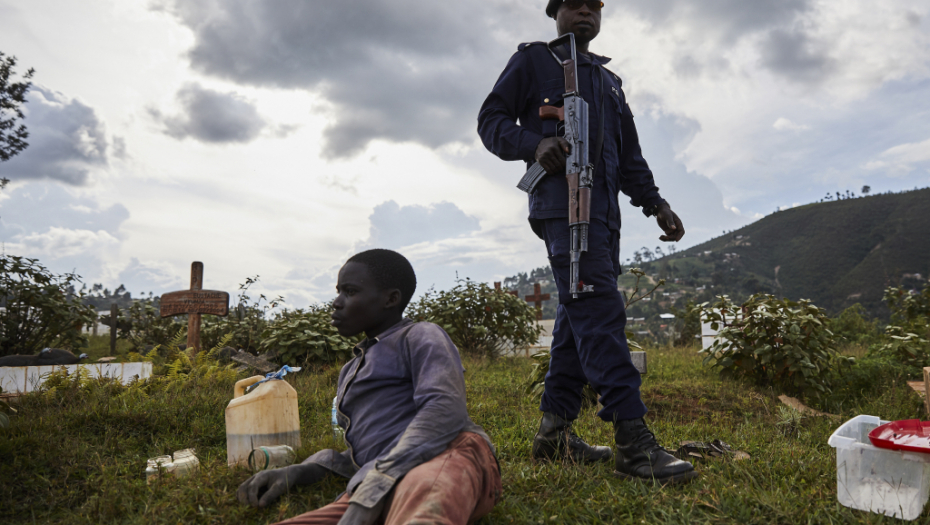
[144,449,200,484]
[828,415,930,521]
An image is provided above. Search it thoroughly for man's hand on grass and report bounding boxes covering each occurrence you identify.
[237,463,327,508]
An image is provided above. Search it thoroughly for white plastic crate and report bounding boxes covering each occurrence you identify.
[828,415,930,521]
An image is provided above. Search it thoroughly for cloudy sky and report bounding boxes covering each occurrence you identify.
[1,0,929,307]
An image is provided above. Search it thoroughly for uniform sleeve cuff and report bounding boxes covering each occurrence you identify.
[348,469,397,509]
[641,199,668,217]
[519,132,546,163]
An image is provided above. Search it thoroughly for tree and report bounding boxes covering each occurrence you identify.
[862,185,871,195]
[0,52,35,189]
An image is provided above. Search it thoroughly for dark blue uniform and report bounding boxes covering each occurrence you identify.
[478,42,666,422]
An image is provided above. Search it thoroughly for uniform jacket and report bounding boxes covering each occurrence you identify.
[478,42,666,232]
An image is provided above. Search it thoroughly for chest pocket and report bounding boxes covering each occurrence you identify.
[539,78,564,138]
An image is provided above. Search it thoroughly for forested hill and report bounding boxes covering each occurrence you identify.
[664,187,930,317]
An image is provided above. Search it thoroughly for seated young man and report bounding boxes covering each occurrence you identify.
[237,249,501,525]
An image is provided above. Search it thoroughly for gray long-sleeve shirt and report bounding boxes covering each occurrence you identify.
[301,318,493,509]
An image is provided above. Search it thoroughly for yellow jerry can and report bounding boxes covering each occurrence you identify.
[225,375,301,467]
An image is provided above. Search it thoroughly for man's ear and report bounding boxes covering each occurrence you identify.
[384,289,402,311]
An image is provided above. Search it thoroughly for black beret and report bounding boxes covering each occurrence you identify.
[546,0,562,18]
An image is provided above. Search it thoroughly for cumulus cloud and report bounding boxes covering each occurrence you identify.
[154,0,545,158]
[13,227,118,259]
[117,257,185,294]
[360,200,481,250]
[0,86,109,185]
[773,118,810,131]
[0,182,129,239]
[150,83,273,144]
[863,136,930,176]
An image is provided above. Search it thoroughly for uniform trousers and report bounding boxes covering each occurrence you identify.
[275,432,501,525]
[537,217,648,422]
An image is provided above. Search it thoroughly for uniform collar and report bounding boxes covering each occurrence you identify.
[578,51,611,66]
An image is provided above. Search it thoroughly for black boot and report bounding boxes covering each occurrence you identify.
[532,412,613,463]
[614,418,698,484]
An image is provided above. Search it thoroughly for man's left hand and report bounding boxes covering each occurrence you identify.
[655,203,685,242]
[337,500,386,525]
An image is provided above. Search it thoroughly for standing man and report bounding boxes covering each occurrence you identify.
[477,0,696,484]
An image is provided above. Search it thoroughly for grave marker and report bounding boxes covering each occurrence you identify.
[493,282,519,297]
[525,283,551,321]
[160,262,229,351]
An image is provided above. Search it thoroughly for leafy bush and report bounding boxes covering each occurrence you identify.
[0,255,96,356]
[830,303,882,346]
[871,325,929,370]
[697,294,852,401]
[260,305,358,366]
[201,276,282,353]
[884,283,930,329]
[408,278,541,358]
[119,276,282,353]
[118,297,185,352]
[672,299,701,347]
[869,283,930,370]
[43,331,239,402]
[822,354,914,412]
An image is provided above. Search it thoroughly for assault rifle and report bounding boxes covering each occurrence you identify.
[516,34,594,298]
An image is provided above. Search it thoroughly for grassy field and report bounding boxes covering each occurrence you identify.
[0,340,926,524]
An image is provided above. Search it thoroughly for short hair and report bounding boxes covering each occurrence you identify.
[346,249,417,311]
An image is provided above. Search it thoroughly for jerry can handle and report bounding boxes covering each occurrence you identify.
[234,376,265,398]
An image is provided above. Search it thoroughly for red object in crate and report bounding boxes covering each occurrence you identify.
[869,420,930,453]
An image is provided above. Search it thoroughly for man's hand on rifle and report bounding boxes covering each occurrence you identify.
[535,137,571,174]
[656,202,685,242]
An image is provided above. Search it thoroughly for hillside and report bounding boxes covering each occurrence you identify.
[662,187,930,317]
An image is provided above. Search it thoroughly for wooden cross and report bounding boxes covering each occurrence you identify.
[160,262,229,351]
[525,283,551,321]
[494,282,519,297]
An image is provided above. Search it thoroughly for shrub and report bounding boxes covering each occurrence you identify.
[119,276,282,353]
[870,283,930,370]
[697,294,852,401]
[830,303,882,346]
[260,305,358,366]
[201,276,282,353]
[0,255,96,356]
[870,325,929,370]
[118,297,185,351]
[407,278,541,358]
[672,299,701,347]
[884,283,930,329]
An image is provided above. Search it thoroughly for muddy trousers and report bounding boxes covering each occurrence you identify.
[276,432,501,525]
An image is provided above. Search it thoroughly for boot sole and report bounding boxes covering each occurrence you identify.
[613,469,699,485]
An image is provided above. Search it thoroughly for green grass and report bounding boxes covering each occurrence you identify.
[0,344,925,524]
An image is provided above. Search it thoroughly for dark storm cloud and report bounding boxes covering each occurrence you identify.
[151,83,269,144]
[621,0,810,43]
[154,0,544,158]
[759,28,837,85]
[0,87,109,186]
[362,200,481,250]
